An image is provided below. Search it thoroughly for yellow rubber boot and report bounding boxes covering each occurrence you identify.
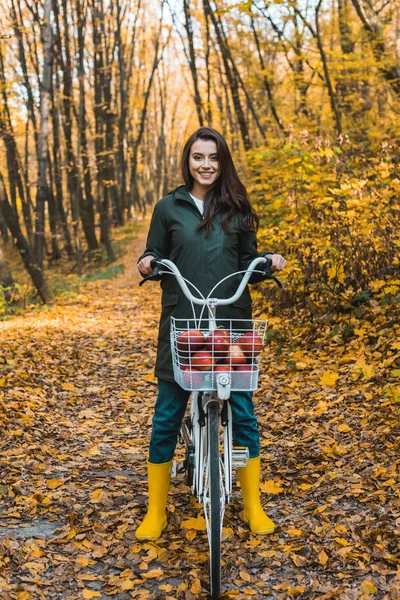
[238,456,275,535]
[135,460,172,541]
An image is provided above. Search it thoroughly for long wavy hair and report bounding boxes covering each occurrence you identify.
[181,127,259,237]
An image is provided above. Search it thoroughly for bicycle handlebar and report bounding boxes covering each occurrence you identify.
[140,256,276,306]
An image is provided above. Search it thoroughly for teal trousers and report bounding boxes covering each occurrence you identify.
[149,379,260,464]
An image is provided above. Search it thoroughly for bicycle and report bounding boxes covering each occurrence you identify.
[141,255,280,599]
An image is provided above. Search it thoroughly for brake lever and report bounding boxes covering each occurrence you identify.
[138,259,164,286]
[263,257,283,288]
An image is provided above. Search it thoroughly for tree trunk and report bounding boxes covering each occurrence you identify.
[92,0,116,262]
[203,0,250,150]
[315,0,342,134]
[250,16,286,134]
[0,172,50,303]
[130,15,164,209]
[0,244,14,302]
[99,0,122,227]
[351,0,400,96]
[51,68,74,256]
[34,0,53,268]
[76,0,99,253]
[183,0,204,126]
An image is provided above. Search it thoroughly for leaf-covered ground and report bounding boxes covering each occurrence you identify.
[0,227,399,600]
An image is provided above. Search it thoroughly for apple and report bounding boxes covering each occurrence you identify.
[205,328,231,358]
[179,359,190,370]
[192,350,214,371]
[235,364,257,371]
[224,344,247,366]
[176,329,205,354]
[237,331,263,360]
[214,364,232,372]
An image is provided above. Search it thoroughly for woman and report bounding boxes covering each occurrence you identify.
[136,127,286,541]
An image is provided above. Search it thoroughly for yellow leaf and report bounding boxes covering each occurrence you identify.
[142,373,156,383]
[287,528,303,536]
[120,580,135,590]
[288,586,306,596]
[335,537,350,546]
[181,516,207,531]
[337,423,352,433]
[359,580,378,594]
[82,591,101,599]
[320,371,339,386]
[314,504,329,514]
[382,478,396,487]
[90,489,109,504]
[291,553,308,567]
[190,578,202,593]
[141,568,163,579]
[76,556,90,568]
[240,570,251,582]
[46,478,63,489]
[61,383,76,391]
[260,480,283,494]
[299,483,312,491]
[318,550,329,565]
[177,581,188,592]
[17,593,32,600]
[186,529,197,541]
[0,378,6,387]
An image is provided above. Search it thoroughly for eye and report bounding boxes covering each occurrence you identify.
[192,154,202,161]
[211,155,219,161]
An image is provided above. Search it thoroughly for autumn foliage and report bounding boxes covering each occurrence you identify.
[0,0,400,597]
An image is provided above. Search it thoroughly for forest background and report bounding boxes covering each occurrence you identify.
[0,0,399,598]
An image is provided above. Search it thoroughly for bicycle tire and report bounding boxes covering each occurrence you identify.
[208,402,221,599]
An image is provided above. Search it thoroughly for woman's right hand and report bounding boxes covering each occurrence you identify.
[137,255,156,276]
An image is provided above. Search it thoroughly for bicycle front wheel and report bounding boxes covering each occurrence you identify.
[207,401,221,599]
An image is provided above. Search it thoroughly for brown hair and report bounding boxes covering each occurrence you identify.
[181,127,259,236]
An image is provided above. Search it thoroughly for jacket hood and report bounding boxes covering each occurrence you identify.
[170,184,191,201]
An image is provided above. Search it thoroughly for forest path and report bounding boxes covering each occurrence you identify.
[0,223,399,599]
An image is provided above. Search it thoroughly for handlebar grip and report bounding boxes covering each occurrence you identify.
[260,255,283,288]
[139,258,164,286]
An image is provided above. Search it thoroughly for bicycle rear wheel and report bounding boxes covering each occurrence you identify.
[207,402,221,599]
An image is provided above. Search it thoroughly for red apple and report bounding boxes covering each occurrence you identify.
[237,331,263,359]
[192,350,214,371]
[235,364,257,371]
[205,328,231,358]
[176,329,205,354]
[224,344,247,366]
[179,359,190,370]
[214,364,232,372]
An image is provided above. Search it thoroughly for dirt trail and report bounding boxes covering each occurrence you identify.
[1,225,399,600]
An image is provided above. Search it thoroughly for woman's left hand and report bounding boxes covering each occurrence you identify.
[268,254,286,272]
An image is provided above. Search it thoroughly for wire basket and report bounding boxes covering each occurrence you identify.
[170,318,267,392]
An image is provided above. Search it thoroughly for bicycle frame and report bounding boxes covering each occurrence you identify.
[155,256,268,599]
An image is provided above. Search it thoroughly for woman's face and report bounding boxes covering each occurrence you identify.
[189,139,221,192]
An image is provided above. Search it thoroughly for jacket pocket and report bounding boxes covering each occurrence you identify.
[161,292,180,307]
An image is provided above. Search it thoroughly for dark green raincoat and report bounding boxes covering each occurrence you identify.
[138,184,271,382]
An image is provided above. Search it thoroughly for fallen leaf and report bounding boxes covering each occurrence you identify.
[181,516,207,530]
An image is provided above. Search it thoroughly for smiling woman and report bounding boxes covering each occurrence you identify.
[135,126,286,542]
